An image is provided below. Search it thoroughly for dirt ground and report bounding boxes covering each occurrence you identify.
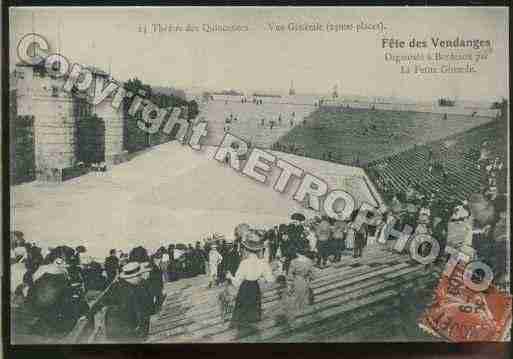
[11,142,376,259]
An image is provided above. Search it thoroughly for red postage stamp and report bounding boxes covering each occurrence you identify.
[418,262,512,341]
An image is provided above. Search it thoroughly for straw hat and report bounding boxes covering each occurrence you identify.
[140,262,152,274]
[241,231,265,252]
[120,262,142,279]
[212,233,226,241]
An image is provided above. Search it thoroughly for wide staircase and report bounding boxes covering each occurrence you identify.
[11,244,446,344]
[365,121,498,201]
[145,244,441,343]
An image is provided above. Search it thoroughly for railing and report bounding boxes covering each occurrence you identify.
[61,275,118,344]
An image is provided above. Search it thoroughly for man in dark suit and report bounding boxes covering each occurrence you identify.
[267,227,278,262]
[147,255,164,308]
[315,219,332,268]
[280,232,294,274]
[104,262,151,343]
[332,220,348,262]
[353,223,368,258]
[104,249,120,284]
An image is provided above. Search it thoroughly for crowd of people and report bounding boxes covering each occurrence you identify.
[10,233,172,341]
[223,111,306,134]
[10,176,508,342]
[272,142,365,167]
[9,208,371,342]
[10,132,508,341]
[271,142,307,156]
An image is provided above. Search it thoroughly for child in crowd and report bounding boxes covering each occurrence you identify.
[218,278,237,320]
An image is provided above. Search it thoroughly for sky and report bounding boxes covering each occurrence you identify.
[9,7,509,101]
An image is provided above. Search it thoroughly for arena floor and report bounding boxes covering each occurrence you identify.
[11,141,378,259]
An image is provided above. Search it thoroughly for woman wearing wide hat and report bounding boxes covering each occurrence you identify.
[227,230,275,327]
[105,262,149,342]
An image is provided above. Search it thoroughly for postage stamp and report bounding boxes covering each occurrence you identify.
[418,262,512,341]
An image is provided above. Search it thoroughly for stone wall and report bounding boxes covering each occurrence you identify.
[13,64,130,182]
[88,73,127,164]
[15,65,78,181]
[31,96,76,172]
[94,99,126,164]
[10,106,36,185]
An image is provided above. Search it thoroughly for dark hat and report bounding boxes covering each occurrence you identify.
[75,245,87,254]
[175,243,187,251]
[291,213,306,222]
[242,231,265,252]
[129,246,150,263]
[12,230,24,240]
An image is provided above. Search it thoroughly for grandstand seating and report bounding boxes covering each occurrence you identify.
[365,121,498,201]
[275,107,495,165]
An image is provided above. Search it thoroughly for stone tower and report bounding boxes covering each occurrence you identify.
[14,63,127,182]
[15,63,79,181]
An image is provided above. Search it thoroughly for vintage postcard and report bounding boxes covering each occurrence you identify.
[6,6,510,345]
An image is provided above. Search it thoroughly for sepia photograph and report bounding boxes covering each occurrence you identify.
[4,5,510,346]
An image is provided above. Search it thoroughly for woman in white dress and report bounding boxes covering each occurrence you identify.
[227,230,275,327]
[376,211,395,248]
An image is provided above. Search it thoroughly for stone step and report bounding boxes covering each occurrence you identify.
[148,258,428,342]
[157,249,407,310]
[151,265,383,330]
